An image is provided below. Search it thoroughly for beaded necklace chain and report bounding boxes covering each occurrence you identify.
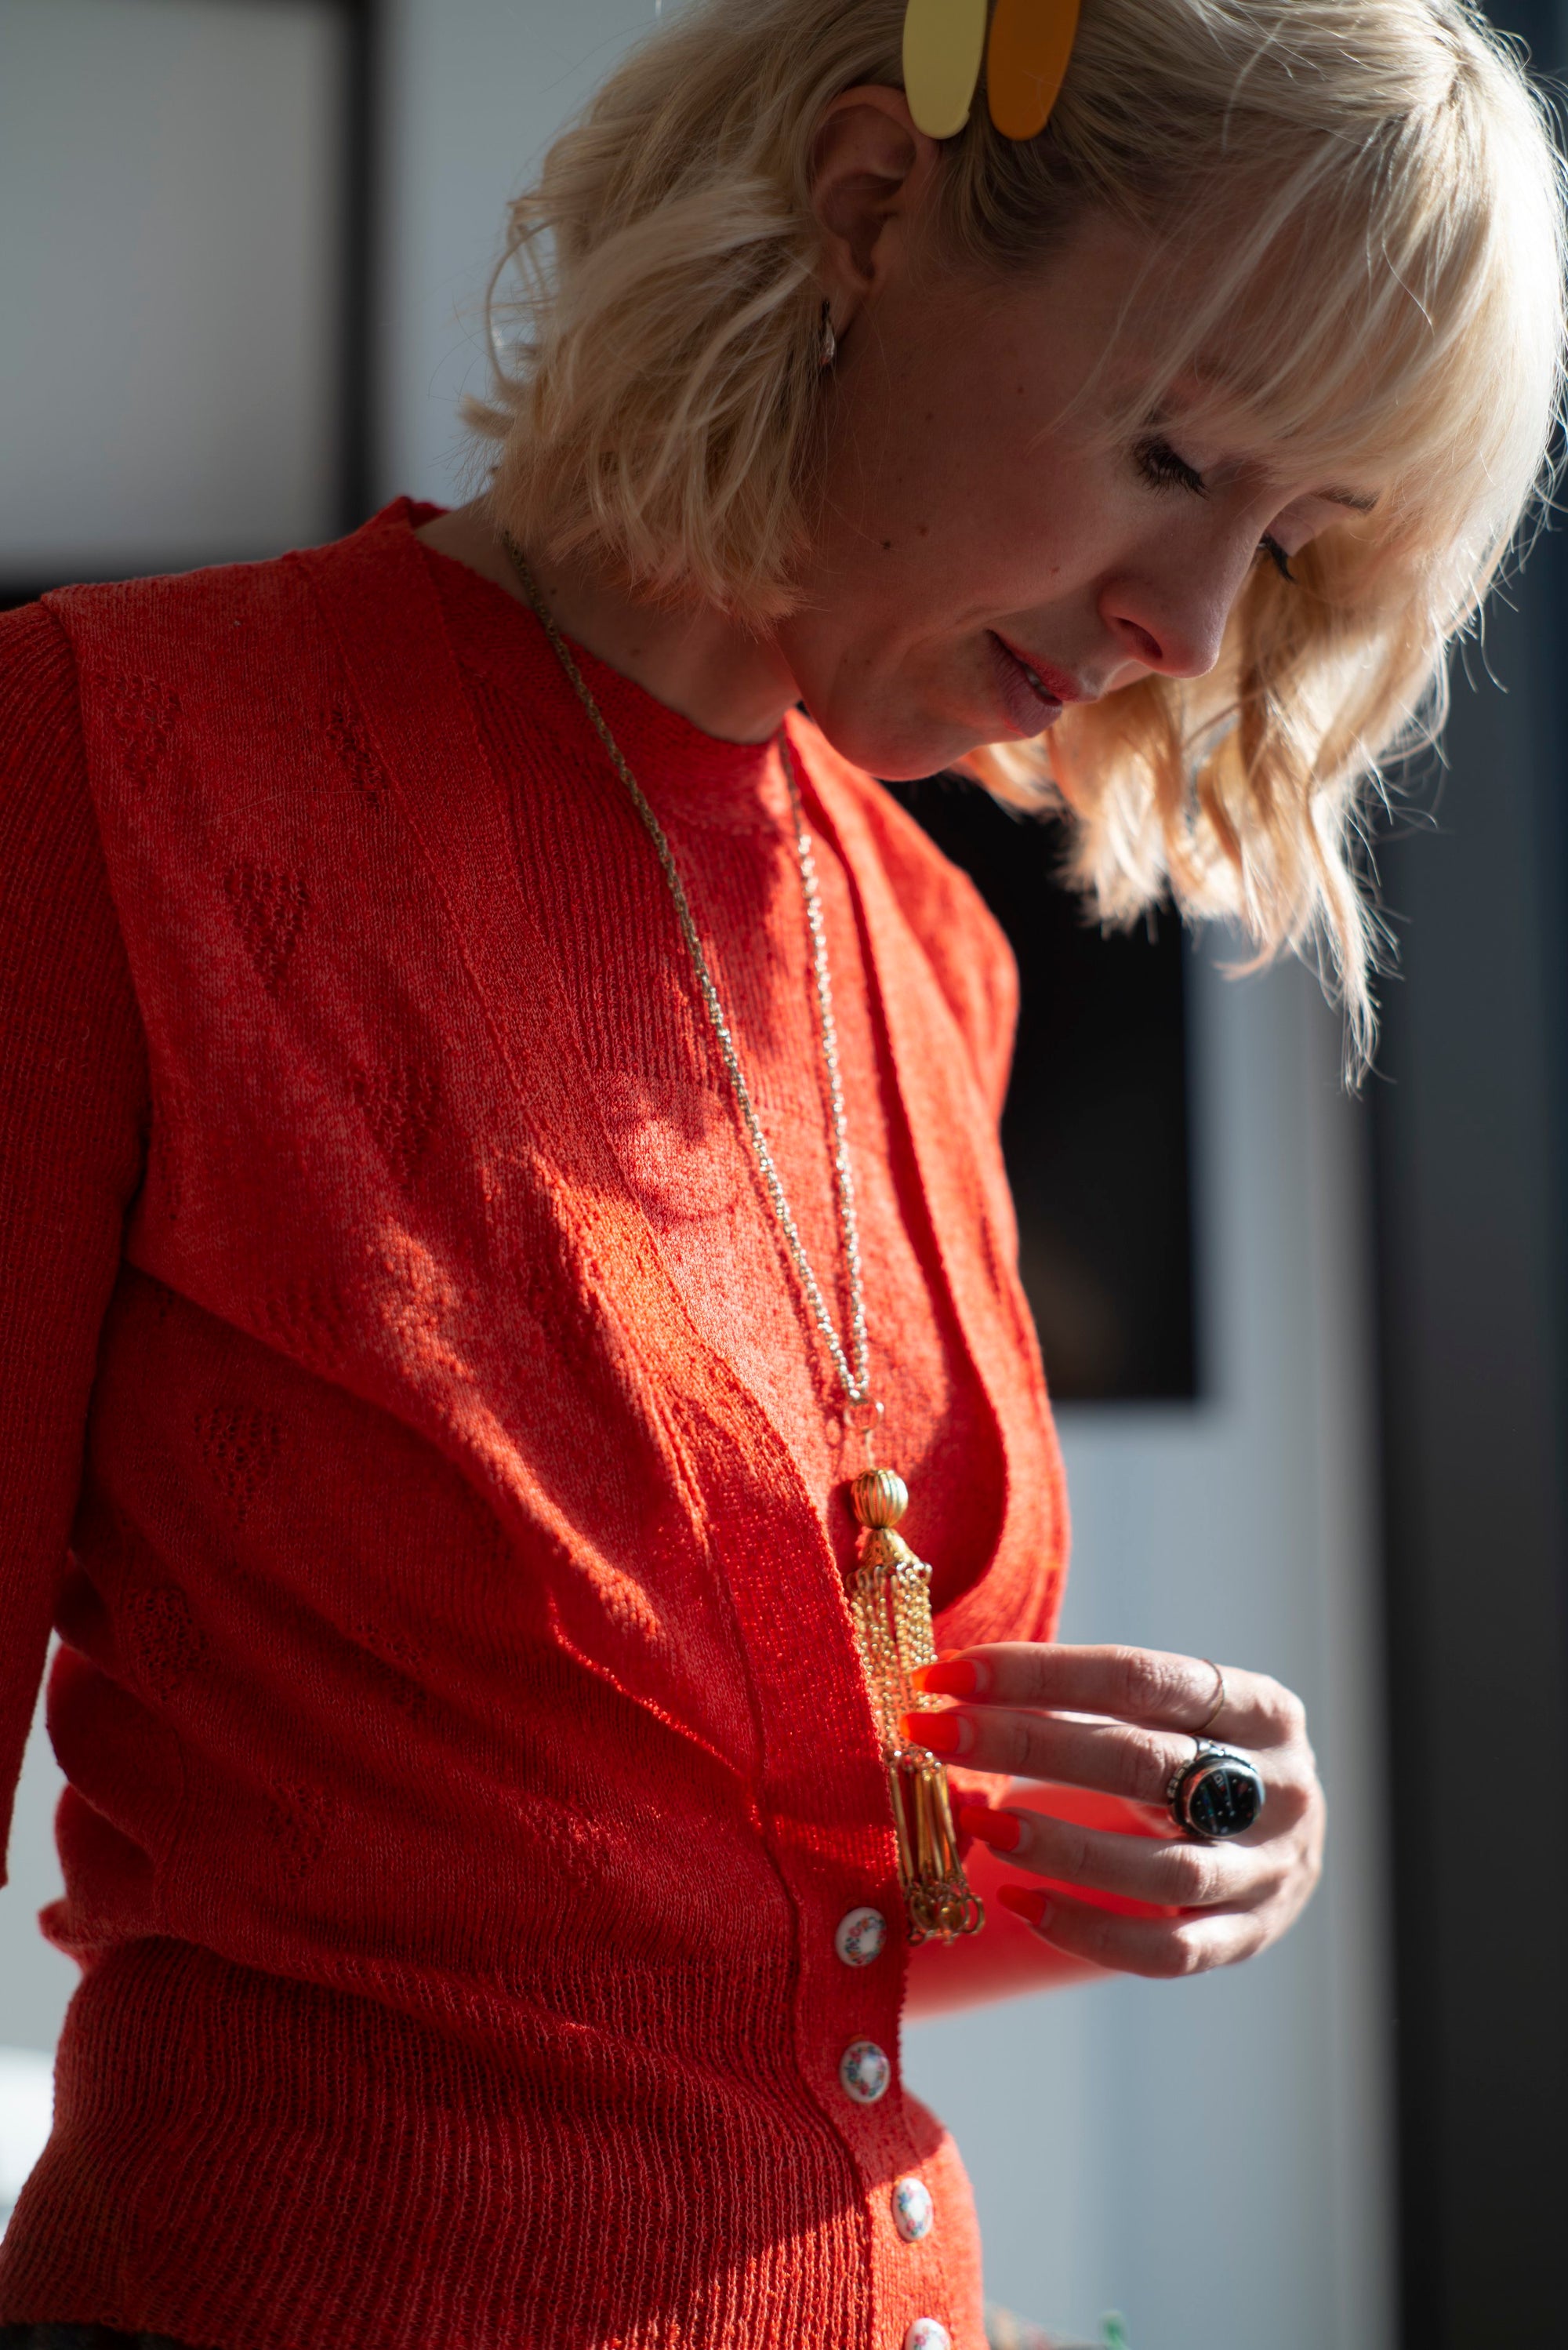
[505,534,982,1945]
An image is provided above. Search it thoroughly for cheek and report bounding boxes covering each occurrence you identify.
[809,457,1099,635]
[891,459,1122,618]
[821,337,1046,550]
[815,293,1123,608]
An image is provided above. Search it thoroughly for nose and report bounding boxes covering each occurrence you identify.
[1098,538,1250,681]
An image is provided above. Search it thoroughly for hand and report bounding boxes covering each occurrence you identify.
[903,1642,1325,1980]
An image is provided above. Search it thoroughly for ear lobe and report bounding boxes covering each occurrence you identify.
[811,85,939,296]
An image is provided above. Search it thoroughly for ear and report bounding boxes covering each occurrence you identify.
[811,85,942,332]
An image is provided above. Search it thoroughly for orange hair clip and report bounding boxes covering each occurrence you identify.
[902,0,1082,142]
[987,0,1082,138]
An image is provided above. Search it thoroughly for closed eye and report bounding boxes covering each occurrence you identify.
[1134,435,1207,496]
[1258,534,1295,584]
[1139,433,1299,583]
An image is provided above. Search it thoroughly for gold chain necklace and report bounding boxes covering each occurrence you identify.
[505,536,982,1947]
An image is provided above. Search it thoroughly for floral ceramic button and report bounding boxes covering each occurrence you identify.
[905,2322,951,2350]
[834,1906,888,1967]
[837,2038,891,2104]
[891,2174,935,2242]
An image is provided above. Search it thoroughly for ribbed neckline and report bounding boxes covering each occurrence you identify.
[416,530,791,838]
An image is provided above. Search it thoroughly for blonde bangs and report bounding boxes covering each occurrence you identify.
[470,0,1566,1073]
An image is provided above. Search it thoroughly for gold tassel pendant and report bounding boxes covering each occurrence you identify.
[848,1466,984,1945]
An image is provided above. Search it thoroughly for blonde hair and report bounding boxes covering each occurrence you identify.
[470,0,1566,1069]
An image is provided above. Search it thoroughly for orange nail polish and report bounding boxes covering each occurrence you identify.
[900,1709,964,1755]
[912,1658,979,1699]
[958,1804,1021,1852]
[997,1883,1053,1930]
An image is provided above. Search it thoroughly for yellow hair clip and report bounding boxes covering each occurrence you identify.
[902,0,1081,143]
[902,0,989,139]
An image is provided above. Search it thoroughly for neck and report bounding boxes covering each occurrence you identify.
[414,501,800,746]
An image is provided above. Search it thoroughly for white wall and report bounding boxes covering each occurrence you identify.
[0,0,346,575]
[0,1698,76,2055]
[381,0,670,507]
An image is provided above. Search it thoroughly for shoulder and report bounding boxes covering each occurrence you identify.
[27,509,449,839]
[789,719,1019,1114]
[45,541,322,675]
[40,500,432,692]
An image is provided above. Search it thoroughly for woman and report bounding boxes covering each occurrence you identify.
[0,2,1559,2346]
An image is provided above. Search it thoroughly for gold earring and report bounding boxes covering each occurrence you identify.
[819,300,838,369]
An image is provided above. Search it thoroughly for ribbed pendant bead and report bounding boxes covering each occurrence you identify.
[851,1466,909,1527]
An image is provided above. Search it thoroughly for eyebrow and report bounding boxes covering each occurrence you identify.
[1319,486,1378,514]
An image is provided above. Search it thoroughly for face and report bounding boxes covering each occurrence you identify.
[777,209,1374,780]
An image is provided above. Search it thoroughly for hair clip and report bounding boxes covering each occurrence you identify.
[902,0,1082,143]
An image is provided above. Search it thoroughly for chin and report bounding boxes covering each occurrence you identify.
[803,699,982,783]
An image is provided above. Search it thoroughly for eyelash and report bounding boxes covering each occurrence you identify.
[1134,435,1204,496]
[1134,436,1297,586]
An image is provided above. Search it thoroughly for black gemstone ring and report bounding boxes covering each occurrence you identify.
[1166,1742,1266,1841]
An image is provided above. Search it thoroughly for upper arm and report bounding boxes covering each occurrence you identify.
[0,602,149,1879]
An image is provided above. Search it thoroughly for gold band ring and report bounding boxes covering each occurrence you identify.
[1194,1659,1227,1739]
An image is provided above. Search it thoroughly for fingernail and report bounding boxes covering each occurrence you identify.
[912,1658,979,1698]
[899,1709,969,1756]
[958,1805,1022,1852]
[998,1884,1054,1930]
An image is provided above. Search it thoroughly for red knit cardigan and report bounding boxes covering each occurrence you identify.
[0,505,1068,2350]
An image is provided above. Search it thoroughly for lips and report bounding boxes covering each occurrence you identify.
[987,632,1083,737]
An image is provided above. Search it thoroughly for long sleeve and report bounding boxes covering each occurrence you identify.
[0,601,148,1878]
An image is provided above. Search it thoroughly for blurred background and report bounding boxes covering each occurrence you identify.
[1,3,1564,2345]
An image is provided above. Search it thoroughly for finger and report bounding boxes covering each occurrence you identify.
[904,1705,1314,1831]
[903,1702,1197,1809]
[914,1643,1307,1750]
[959,1801,1287,1912]
[998,1882,1272,1979]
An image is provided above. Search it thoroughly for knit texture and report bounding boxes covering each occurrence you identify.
[0,503,1069,2350]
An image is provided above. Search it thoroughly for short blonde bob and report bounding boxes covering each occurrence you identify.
[471,0,1566,1067]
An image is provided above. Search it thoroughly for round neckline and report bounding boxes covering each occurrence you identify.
[416,531,793,838]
